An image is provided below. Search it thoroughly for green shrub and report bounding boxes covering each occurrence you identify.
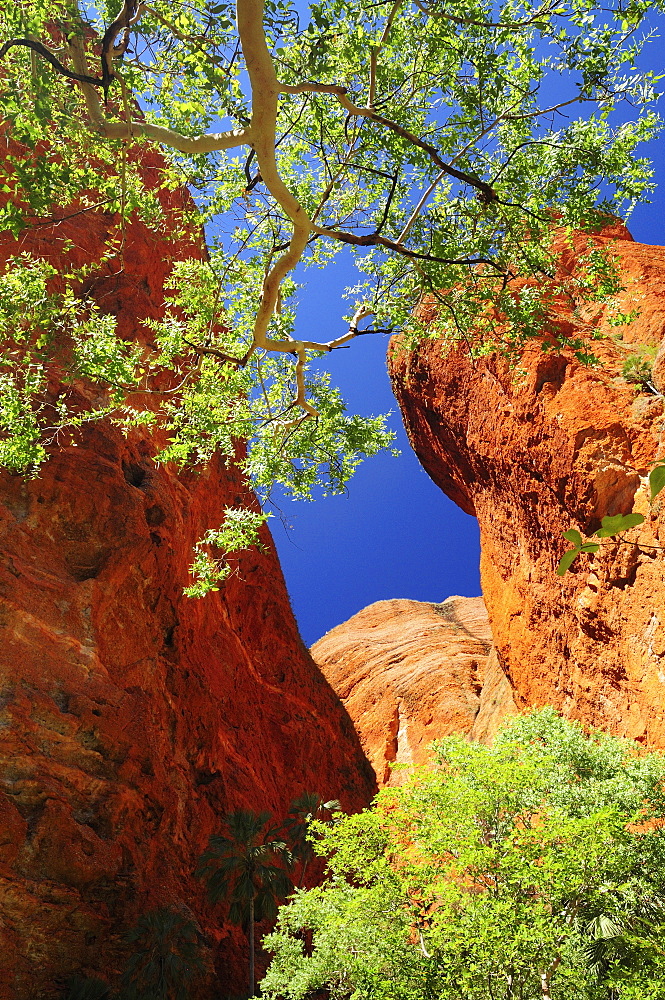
[622,348,657,390]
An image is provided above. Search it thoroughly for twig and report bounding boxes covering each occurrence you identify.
[397,169,445,244]
[278,80,497,203]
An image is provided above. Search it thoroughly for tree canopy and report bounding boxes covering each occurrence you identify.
[196,809,293,995]
[120,907,205,1000]
[262,710,665,1000]
[0,0,663,590]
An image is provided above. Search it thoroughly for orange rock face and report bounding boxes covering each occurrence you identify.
[312,596,516,784]
[388,226,665,747]
[0,153,375,997]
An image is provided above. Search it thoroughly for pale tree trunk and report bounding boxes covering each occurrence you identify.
[249,893,255,998]
[66,0,380,426]
[540,954,561,1000]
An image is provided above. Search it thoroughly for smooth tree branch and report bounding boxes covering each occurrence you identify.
[4,0,513,426]
[397,168,445,243]
[276,305,376,430]
[8,0,342,422]
[310,223,505,269]
[69,30,254,151]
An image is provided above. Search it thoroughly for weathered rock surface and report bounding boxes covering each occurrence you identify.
[0,152,375,997]
[388,224,665,747]
[312,596,516,783]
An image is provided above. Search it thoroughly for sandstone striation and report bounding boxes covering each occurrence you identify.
[388,224,665,747]
[0,149,375,997]
[312,596,516,784]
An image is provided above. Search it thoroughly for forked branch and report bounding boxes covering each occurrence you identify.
[1,0,501,425]
[278,80,498,203]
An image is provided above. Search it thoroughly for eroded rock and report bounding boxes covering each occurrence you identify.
[0,148,375,997]
[388,225,665,746]
[312,596,516,784]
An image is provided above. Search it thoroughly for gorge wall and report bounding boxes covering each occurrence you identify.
[4,133,664,998]
[388,224,665,747]
[0,150,375,997]
[312,596,516,783]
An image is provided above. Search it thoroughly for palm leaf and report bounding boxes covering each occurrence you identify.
[58,976,112,1000]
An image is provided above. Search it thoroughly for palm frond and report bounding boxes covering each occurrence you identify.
[197,809,294,924]
[121,906,204,1000]
[58,976,112,1000]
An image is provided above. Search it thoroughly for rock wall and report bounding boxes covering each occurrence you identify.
[312,596,516,784]
[0,150,375,997]
[388,224,665,747]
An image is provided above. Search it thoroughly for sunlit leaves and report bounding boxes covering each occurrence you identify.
[184,506,271,596]
[557,513,646,574]
[263,710,665,1000]
[1,0,664,590]
[144,256,396,489]
[595,511,645,537]
[0,367,48,473]
[649,463,665,501]
[0,253,59,341]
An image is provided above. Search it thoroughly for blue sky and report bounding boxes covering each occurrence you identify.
[270,264,482,646]
[271,26,665,647]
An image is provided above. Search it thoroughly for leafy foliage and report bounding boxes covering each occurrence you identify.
[262,710,665,1000]
[120,907,204,1000]
[281,792,341,886]
[197,809,293,996]
[556,513,646,574]
[184,506,271,596]
[0,0,663,585]
[197,810,293,924]
[621,346,656,391]
[57,976,112,1000]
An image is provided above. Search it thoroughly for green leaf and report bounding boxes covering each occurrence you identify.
[556,548,581,575]
[562,529,583,547]
[649,464,665,501]
[595,512,645,537]
[264,710,665,1000]
[580,543,600,553]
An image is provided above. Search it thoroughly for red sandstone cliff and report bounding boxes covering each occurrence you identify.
[388,224,665,747]
[312,596,516,784]
[0,151,375,997]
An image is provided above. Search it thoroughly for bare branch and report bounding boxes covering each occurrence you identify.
[379,0,405,44]
[183,338,251,367]
[278,81,349,96]
[369,46,378,108]
[22,199,114,229]
[376,171,399,235]
[397,168,445,243]
[0,37,103,85]
[412,0,562,30]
